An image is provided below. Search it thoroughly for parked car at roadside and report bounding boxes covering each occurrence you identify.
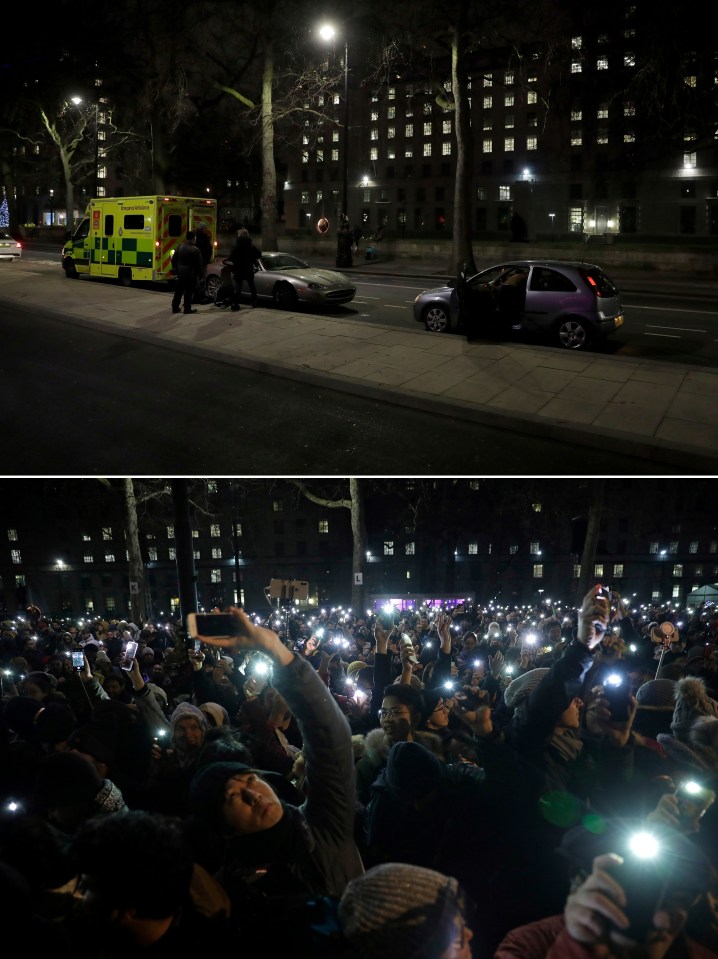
[0,232,22,260]
[204,252,356,309]
[413,259,624,350]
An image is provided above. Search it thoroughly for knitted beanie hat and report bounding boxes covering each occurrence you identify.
[503,667,550,709]
[347,661,372,682]
[635,678,676,710]
[670,676,718,742]
[339,862,464,959]
[199,701,230,729]
[169,702,208,734]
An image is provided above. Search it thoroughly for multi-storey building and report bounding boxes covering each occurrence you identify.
[0,480,715,622]
[284,5,718,242]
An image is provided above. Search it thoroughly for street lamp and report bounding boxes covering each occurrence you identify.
[319,24,349,222]
[71,95,99,198]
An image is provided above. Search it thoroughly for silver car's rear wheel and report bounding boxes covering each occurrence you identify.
[423,303,451,333]
[557,316,591,350]
[205,274,221,300]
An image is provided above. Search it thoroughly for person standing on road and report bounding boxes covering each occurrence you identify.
[171,232,204,315]
[226,228,261,312]
[194,223,213,303]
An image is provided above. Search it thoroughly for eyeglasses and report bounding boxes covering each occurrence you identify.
[378,707,409,719]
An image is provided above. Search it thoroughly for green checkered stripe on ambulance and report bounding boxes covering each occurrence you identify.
[92,237,153,267]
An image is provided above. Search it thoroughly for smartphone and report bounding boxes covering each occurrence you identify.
[186,612,239,640]
[400,633,419,664]
[602,674,631,721]
[193,639,201,654]
[119,640,138,671]
[674,780,716,831]
[71,650,84,671]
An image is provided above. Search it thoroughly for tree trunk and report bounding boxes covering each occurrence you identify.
[350,478,366,613]
[449,14,476,278]
[260,38,278,251]
[577,480,606,600]
[123,478,148,626]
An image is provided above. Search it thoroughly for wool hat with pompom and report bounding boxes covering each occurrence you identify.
[339,862,466,959]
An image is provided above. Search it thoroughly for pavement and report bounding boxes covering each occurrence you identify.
[2,251,718,472]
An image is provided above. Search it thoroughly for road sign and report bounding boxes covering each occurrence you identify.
[129,581,139,594]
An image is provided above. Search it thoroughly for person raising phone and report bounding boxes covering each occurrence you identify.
[184,607,363,942]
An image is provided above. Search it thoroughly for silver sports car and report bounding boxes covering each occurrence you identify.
[204,252,356,309]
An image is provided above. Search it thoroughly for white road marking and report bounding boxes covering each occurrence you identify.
[645,324,706,333]
[627,304,715,318]
[644,332,681,339]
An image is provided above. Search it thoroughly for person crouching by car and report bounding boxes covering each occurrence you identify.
[226,228,261,311]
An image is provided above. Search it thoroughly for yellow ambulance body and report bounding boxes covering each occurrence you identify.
[61,195,217,285]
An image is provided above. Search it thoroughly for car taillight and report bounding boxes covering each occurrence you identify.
[584,273,602,297]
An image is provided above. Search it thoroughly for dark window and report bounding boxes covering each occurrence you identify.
[476,207,487,231]
[80,576,92,590]
[481,160,493,175]
[680,206,696,234]
[569,183,583,199]
[422,164,432,178]
[386,166,395,178]
[318,541,329,555]
[435,208,446,228]
[435,187,445,201]
[294,518,306,529]
[620,206,637,233]
[622,181,636,199]
[440,163,451,177]
[415,187,426,202]
[101,573,113,586]
[570,155,582,173]
[529,267,577,293]
[404,165,414,178]
[274,520,284,535]
[397,188,406,202]
[315,169,323,183]
[124,214,146,231]
[104,215,114,236]
[297,541,307,556]
[502,159,514,175]
[497,205,511,231]
[275,542,285,557]
[167,213,183,236]
[594,180,608,200]
[681,181,695,198]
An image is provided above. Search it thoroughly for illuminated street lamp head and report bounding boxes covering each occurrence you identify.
[319,24,336,42]
[71,96,82,105]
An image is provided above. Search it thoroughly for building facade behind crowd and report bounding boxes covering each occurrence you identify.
[1,593,718,959]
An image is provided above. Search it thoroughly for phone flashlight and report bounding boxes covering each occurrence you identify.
[254,660,269,676]
[444,681,455,691]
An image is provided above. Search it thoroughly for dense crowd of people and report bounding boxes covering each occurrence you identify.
[1,589,717,958]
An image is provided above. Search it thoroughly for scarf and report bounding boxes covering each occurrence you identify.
[547,727,584,764]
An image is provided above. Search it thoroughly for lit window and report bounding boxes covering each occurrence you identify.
[684,152,697,167]
[316,150,323,163]
[483,139,492,153]
[689,541,698,553]
[695,566,703,577]
[7,529,17,541]
[505,114,514,129]
[384,541,394,555]
[574,564,581,577]
[624,133,635,143]
[469,480,479,490]
[468,543,478,555]
[504,137,514,152]
[532,503,542,512]
[597,57,608,70]
[387,126,395,139]
[302,152,309,164]
[388,106,395,119]
[273,500,283,512]
[212,548,222,559]
[571,134,583,146]
[370,128,379,141]
[169,547,176,560]
[106,597,116,612]
[405,123,413,137]
[533,564,543,578]
[670,541,678,553]
[571,62,582,74]
[510,545,518,555]
[333,93,340,105]
[483,117,492,130]
[194,550,200,560]
[527,91,537,104]
[82,533,91,541]
[527,136,537,150]
[672,585,681,598]
[684,75,697,88]
[504,71,514,84]
[442,141,452,155]
[301,191,309,204]
[404,147,413,158]
[192,529,199,538]
[624,53,635,68]
[102,527,112,540]
[613,564,624,577]
[211,569,222,583]
[406,542,415,555]
[370,147,378,160]
[530,541,540,554]
[105,553,115,563]
[571,110,582,121]
[167,526,174,538]
[504,95,514,107]
[477,187,487,200]
[499,184,512,200]
[650,542,660,554]
[318,520,329,533]
[423,143,431,156]
[406,570,411,579]
[569,208,583,231]
[624,102,635,116]
[316,190,323,203]
[597,128,608,144]
[595,563,604,577]
[423,103,431,115]
[483,96,492,109]
[423,122,432,136]
[483,74,492,87]
[597,105,608,118]
[388,87,396,99]
[673,564,683,576]
[442,119,452,134]
[84,554,93,563]
[148,548,158,561]
[371,110,378,122]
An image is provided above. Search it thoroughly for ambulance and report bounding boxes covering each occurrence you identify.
[61,195,217,286]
